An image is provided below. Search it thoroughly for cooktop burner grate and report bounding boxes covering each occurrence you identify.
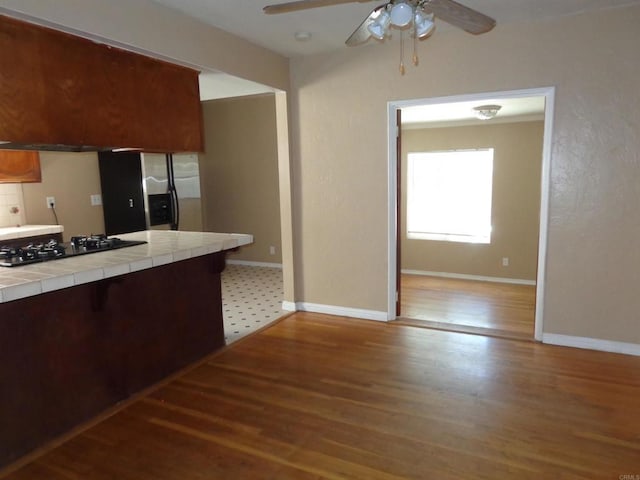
[0,235,146,267]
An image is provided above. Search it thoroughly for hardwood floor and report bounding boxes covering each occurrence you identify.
[3,312,640,479]
[400,274,536,339]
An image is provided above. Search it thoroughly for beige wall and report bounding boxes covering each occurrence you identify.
[289,5,640,344]
[22,152,105,240]
[200,95,282,264]
[401,121,543,281]
[22,152,203,239]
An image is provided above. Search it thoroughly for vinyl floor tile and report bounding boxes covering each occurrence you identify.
[221,263,285,344]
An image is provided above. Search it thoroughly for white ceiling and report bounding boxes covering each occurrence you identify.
[168,0,639,108]
[150,0,640,57]
[402,96,545,128]
[198,72,276,101]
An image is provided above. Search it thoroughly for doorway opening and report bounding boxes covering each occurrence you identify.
[387,87,555,341]
[197,71,295,339]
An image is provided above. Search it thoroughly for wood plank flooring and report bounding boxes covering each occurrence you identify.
[400,274,536,338]
[3,312,640,479]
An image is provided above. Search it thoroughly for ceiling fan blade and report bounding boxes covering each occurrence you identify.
[345,4,386,46]
[425,0,495,35]
[264,0,374,15]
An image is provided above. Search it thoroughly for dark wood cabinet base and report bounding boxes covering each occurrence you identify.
[0,252,226,468]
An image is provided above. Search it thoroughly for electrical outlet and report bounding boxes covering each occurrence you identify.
[90,194,102,206]
[269,246,276,255]
[502,257,509,267]
[46,196,56,209]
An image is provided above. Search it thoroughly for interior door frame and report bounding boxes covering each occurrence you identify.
[386,87,556,341]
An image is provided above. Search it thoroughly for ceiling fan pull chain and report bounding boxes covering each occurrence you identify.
[412,30,419,66]
[399,30,406,75]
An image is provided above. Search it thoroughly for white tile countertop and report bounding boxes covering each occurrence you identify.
[0,230,253,304]
[0,225,64,241]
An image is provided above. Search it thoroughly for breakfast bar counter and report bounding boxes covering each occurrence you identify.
[0,230,252,303]
[0,224,64,242]
[0,230,252,469]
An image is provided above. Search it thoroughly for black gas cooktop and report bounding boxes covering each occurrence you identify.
[0,234,146,267]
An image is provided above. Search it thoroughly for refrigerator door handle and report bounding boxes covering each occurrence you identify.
[171,187,180,230]
[166,153,180,231]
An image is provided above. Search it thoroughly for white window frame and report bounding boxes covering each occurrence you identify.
[406,148,494,244]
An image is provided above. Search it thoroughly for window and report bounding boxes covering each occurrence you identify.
[407,149,494,244]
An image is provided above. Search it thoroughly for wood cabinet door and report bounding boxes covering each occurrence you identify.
[0,150,41,183]
[0,15,203,153]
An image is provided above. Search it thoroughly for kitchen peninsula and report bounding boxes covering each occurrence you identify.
[0,230,252,468]
[0,225,63,244]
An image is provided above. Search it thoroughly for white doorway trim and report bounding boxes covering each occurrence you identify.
[386,87,556,341]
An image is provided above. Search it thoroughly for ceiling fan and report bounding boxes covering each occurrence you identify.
[263,0,496,46]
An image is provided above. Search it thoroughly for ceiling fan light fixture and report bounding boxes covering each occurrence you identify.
[473,104,502,120]
[367,10,391,40]
[389,2,413,27]
[414,10,435,38]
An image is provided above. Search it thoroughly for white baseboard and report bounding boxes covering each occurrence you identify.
[282,302,639,357]
[282,301,296,312]
[542,333,640,357]
[289,302,388,322]
[226,260,283,269]
[401,269,536,286]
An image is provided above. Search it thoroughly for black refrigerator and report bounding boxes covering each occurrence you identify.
[99,151,202,236]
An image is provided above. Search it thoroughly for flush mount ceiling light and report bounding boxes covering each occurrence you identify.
[473,104,502,120]
[294,31,312,41]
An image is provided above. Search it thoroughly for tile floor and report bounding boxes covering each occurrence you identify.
[221,263,285,344]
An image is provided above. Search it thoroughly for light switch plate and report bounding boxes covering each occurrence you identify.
[90,194,102,206]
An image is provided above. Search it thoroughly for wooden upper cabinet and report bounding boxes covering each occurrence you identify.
[0,150,41,183]
[0,15,203,152]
